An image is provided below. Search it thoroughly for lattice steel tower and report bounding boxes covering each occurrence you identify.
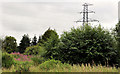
[75,3,99,25]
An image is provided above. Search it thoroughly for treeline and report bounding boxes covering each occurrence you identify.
[1,23,120,68]
[1,28,57,53]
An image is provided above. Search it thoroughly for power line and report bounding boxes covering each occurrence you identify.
[75,3,99,26]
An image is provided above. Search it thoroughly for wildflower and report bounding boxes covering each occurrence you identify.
[17,58,21,61]
[17,52,20,54]
[14,58,17,61]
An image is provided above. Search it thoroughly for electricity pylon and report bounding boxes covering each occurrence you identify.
[75,3,99,26]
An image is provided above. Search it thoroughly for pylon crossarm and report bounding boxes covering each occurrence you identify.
[88,11,95,13]
[88,20,99,22]
[75,21,83,23]
[82,3,93,6]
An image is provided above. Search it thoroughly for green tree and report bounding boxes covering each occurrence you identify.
[42,28,57,42]
[31,35,37,46]
[19,34,31,53]
[114,22,120,53]
[0,38,3,50]
[38,36,43,43]
[2,36,17,53]
[113,21,120,67]
[56,24,117,66]
[43,30,59,59]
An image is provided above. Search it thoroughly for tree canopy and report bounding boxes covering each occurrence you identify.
[19,34,31,53]
[54,24,117,66]
[2,36,17,53]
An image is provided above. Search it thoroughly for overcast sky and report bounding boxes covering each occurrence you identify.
[0,0,120,44]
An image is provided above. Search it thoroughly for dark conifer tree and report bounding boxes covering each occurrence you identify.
[31,35,37,46]
[19,34,31,53]
[38,35,43,43]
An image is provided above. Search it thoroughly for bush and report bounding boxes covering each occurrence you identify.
[39,59,72,71]
[56,24,117,66]
[39,59,61,70]
[24,45,45,56]
[2,52,15,68]
[31,55,45,65]
[15,61,31,72]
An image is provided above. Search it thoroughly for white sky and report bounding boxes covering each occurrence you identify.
[0,0,120,45]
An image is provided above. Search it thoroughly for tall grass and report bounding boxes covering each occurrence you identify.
[2,63,118,72]
[30,63,118,72]
[0,69,2,73]
[2,53,119,72]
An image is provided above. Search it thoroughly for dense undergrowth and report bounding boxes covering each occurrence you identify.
[1,52,119,72]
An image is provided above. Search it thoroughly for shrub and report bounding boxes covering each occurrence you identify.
[31,55,45,65]
[56,24,117,66]
[39,59,61,70]
[2,52,15,68]
[24,45,45,56]
[15,61,31,72]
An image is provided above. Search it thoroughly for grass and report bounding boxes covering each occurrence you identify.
[2,62,118,72]
[0,69,2,73]
[118,68,120,74]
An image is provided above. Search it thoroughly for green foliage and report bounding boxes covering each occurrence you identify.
[2,52,15,68]
[114,22,120,51]
[24,45,45,56]
[15,61,31,72]
[2,36,17,53]
[42,29,59,59]
[31,35,37,46]
[113,22,120,67]
[38,35,43,44]
[19,34,31,53]
[31,55,45,66]
[0,38,3,50]
[39,59,71,71]
[56,24,117,66]
[0,50,2,68]
[42,28,58,42]
[39,59,62,70]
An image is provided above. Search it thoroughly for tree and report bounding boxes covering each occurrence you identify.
[113,21,120,67]
[0,38,3,50]
[56,24,117,67]
[19,34,31,53]
[37,28,59,46]
[42,28,58,42]
[43,30,59,59]
[38,36,42,43]
[31,35,37,46]
[114,21,120,53]
[2,36,17,53]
